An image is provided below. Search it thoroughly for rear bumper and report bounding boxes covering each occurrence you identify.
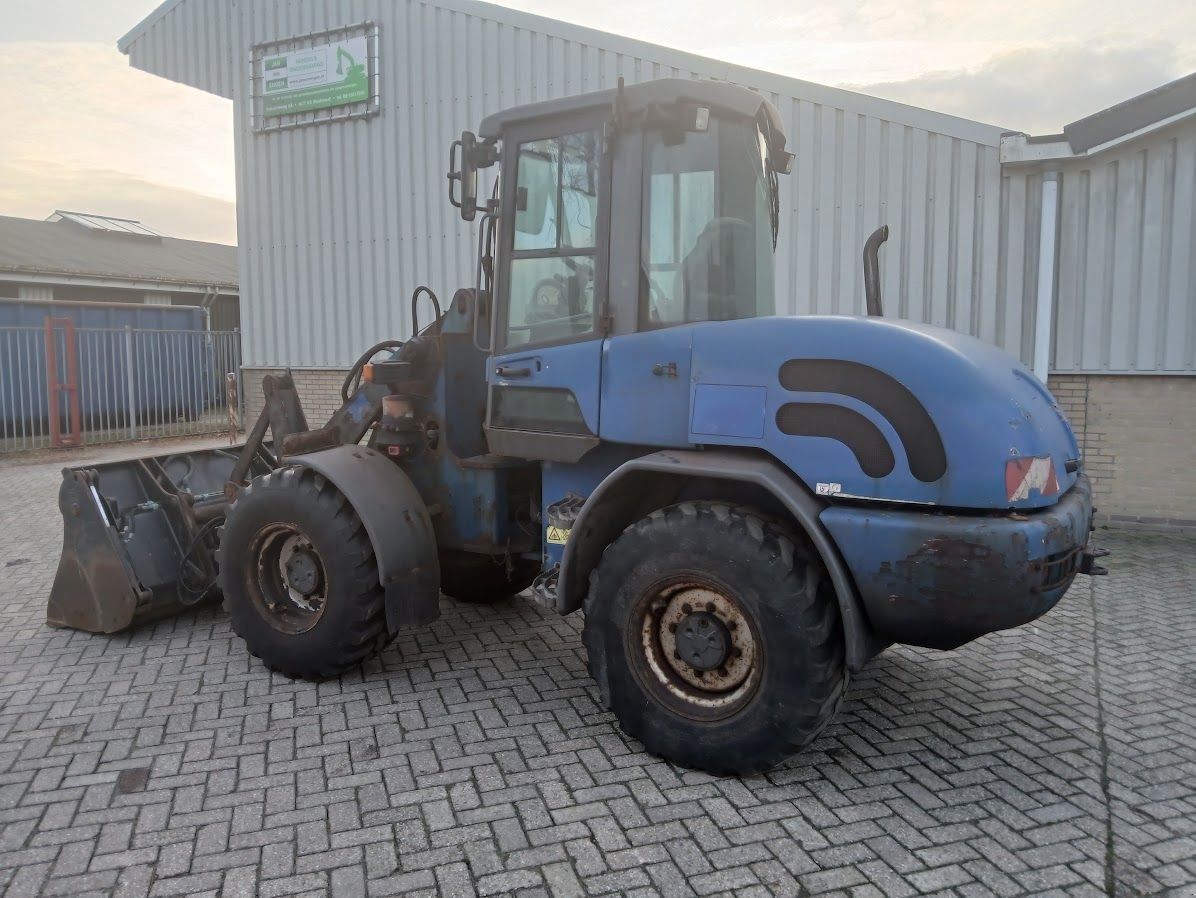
[821,475,1094,650]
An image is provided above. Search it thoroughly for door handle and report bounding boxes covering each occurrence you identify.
[495,365,532,378]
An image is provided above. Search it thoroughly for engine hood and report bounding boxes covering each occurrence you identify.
[687,315,1081,510]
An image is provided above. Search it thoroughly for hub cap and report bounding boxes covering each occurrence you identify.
[251,524,328,633]
[631,579,759,721]
[674,611,730,671]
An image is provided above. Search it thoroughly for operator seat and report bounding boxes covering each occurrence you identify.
[674,217,756,322]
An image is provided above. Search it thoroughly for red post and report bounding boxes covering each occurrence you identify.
[44,317,82,449]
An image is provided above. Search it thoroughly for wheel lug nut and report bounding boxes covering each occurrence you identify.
[681,603,692,614]
[668,623,677,633]
[706,602,715,612]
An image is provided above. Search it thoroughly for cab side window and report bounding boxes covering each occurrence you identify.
[504,131,601,347]
[640,120,775,327]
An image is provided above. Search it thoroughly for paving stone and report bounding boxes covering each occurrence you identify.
[0,442,1193,897]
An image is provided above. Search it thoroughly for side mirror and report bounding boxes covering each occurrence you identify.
[449,132,500,221]
[448,131,480,221]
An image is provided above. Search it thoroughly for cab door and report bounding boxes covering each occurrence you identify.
[486,112,610,463]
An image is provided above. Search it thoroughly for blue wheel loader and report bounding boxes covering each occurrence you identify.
[48,79,1106,774]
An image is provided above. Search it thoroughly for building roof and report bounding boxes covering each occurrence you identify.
[0,213,237,290]
[118,0,1006,146]
[1001,71,1196,165]
[1063,72,1196,153]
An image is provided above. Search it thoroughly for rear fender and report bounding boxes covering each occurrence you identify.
[557,449,884,673]
[288,445,440,632]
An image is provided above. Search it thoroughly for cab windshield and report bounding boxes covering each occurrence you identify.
[641,117,777,327]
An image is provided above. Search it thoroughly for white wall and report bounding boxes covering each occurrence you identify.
[1003,115,1196,374]
[125,0,1013,369]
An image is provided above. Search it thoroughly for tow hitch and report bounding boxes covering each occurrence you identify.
[1079,547,1110,576]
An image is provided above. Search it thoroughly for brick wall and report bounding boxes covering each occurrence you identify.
[1048,374,1196,528]
[241,367,348,431]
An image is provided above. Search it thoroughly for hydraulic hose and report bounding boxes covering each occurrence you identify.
[410,286,442,335]
[341,340,405,403]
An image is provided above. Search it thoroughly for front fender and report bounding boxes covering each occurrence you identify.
[557,449,884,673]
[289,445,440,633]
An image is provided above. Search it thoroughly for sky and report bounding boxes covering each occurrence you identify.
[1,0,1193,246]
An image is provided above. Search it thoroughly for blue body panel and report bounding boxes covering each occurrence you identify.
[688,316,1079,509]
[600,328,693,446]
[540,444,645,568]
[693,318,1085,511]
[578,315,1079,511]
[489,339,604,433]
[820,474,1094,649]
[691,384,767,439]
[400,298,541,556]
[415,301,1090,652]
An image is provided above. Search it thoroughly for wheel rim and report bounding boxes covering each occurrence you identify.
[249,523,328,634]
[629,576,761,722]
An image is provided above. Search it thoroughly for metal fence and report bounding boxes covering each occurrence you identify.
[1,323,242,453]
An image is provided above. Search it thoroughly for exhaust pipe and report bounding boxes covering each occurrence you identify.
[863,224,889,317]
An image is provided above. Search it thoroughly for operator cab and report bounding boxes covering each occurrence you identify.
[448,79,794,461]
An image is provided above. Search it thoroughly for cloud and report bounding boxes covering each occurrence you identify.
[0,41,235,241]
[500,0,1195,93]
[0,160,236,245]
[2,1,162,44]
[844,40,1190,133]
[3,6,1194,244]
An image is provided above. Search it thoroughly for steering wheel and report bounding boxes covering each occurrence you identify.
[528,276,568,323]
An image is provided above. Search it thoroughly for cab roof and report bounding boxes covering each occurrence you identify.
[478,77,786,145]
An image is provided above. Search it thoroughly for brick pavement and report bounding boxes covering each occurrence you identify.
[1,439,1194,897]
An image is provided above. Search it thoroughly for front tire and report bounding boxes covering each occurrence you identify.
[583,501,846,775]
[220,466,393,680]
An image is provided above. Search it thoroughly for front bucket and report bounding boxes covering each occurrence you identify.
[47,445,273,633]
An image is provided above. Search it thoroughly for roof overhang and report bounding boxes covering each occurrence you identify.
[1002,72,1196,167]
[0,270,237,296]
[117,0,187,53]
[1001,106,1196,166]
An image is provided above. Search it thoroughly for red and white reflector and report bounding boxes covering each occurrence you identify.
[1005,456,1060,502]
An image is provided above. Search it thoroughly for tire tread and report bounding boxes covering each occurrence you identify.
[583,500,846,774]
[221,466,392,680]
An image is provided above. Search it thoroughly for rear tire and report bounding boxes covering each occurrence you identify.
[439,552,540,604]
[219,466,393,680]
[583,501,846,775]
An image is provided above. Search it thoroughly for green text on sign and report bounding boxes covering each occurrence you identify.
[262,34,370,117]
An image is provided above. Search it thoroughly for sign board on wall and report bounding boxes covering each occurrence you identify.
[252,23,379,132]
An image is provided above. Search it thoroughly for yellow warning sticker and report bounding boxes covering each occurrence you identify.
[546,525,571,545]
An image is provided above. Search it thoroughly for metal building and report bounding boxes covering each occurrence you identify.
[1000,74,1196,376]
[0,211,239,330]
[118,0,1012,370]
[119,0,1195,525]
[998,75,1196,527]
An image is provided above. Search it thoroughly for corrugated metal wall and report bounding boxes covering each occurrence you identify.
[125,0,1015,369]
[1001,115,1196,376]
[1047,117,1195,373]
